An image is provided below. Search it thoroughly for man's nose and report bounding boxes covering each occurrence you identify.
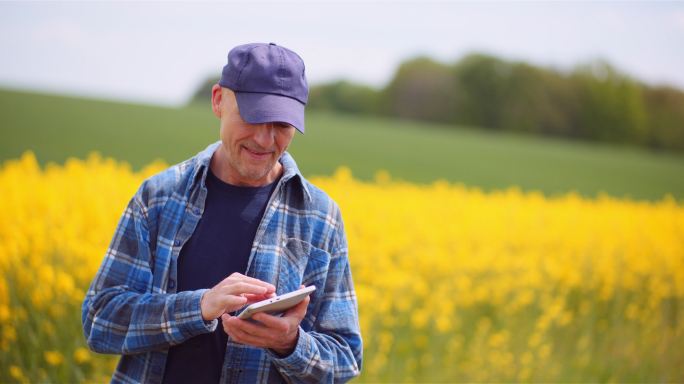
[252,123,275,148]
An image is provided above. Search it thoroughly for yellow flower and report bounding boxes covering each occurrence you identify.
[410,310,429,329]
[9,365,25,380]
[44,350,64,366]
[0,305,9,322]
[435,315,452,333]
[74,347,92,364]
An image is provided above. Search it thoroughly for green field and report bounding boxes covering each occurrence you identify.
[2,88,684,201]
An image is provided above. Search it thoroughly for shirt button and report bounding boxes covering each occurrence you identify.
[174,240,181,246]
[193,208,201,215]
[168,279,176,289]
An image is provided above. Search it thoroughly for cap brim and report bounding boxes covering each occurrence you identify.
[235,92,305,133]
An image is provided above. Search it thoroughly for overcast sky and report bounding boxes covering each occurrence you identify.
[1,1,683,106]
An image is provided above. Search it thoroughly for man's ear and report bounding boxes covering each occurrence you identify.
[211,84,223,118]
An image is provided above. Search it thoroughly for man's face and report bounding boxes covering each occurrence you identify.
[211,86,296,186]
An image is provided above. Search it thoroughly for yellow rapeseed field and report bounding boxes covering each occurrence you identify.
[1,152,683,383]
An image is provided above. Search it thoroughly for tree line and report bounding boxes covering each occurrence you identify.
[190,53,684,151]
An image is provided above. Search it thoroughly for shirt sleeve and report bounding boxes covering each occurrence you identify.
[81,187,217,355]
[268,208,363,383]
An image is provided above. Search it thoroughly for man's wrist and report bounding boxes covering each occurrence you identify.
[197,289,215,322]
[270,329,299,357]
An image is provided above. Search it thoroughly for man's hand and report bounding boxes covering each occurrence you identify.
[221,291,310,356]
[200,273,276,321]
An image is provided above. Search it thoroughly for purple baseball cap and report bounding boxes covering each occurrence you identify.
[219,43,308,133]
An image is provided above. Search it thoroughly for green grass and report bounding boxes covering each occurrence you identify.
[2,88,684,201]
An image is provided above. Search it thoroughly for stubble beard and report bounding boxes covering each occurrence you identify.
[231,151,277,183]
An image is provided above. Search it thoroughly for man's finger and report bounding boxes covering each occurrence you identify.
[251,313,290,331]
[220,282,271,296]
[242,292,275,304]
[229,326,266,347]
[220,273,275,291]
[217,295,248,310]
[223,317,271,347]
[231,316,280,338]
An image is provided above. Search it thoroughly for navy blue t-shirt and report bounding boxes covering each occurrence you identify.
[162,168,278,384]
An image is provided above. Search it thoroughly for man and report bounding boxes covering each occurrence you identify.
[82,42,362,383]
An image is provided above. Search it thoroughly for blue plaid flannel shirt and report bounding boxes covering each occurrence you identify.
[82,142,363,383]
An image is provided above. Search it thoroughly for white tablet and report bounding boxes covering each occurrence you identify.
[237,285,316,320]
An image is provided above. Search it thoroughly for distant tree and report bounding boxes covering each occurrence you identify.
[448,54,581,136]
[498,63,580,137]
[382,57,457,123]
[451,53,513,129]
[643,86,684,151]
[308,81,381,114]
[571,61,647,144]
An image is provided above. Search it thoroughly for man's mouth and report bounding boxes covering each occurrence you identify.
[242,146,272,160]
